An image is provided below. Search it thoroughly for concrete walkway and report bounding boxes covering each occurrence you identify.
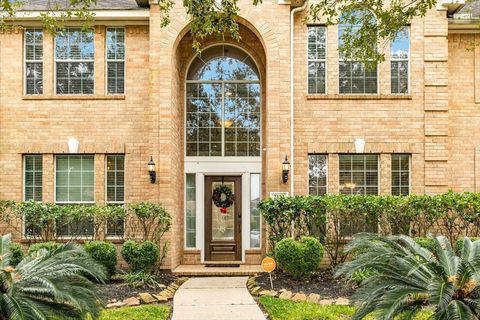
[171,277,266,320]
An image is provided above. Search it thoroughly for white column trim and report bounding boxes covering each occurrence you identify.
[241,173,250,263]
[195,173,205,262]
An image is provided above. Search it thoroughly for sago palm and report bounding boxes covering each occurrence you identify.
[0,234,106,320]
[336,233,480,320]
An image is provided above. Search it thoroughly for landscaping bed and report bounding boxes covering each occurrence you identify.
[96,272,177,303]
[255,269,354,299]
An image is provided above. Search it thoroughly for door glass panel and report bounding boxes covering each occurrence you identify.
[211,181,235,240]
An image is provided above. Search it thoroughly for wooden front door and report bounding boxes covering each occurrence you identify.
[205,176,242,261]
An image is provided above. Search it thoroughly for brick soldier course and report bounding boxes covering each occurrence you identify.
[0,0,478,270]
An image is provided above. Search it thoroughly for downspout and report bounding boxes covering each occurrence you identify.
[290,0,308,196]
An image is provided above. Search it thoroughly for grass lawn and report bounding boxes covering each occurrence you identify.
[98,305,171,320]
[259,296,432,320]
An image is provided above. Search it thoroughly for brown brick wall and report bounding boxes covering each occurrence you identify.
[0,2,477,268]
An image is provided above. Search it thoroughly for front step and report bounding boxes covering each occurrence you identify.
[203,260,242,265]
[172,264,263,276]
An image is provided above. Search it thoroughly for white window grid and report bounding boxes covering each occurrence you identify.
[106,27,126,95]
[185,173,196,248]
[338,12,378,94]
[307,26,327,95]
[24,28,43,95]
[391,154,411,195]
[390,27,410,94]
[54,28,95,95]
[339,154,379,195]
[308,154,328,195]
[23,155,43,202]
[105,155,125,237]
[55,155,95,204]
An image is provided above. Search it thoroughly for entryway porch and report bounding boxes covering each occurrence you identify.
[172,264,263,276]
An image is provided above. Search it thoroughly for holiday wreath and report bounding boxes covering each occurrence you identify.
[212,184,235,214]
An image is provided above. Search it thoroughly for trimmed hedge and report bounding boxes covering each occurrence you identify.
[275,236,323,279]
[9,242,24,267]
[28,242,59,254]
[414,237,435,252]
[121,240,159,272]
[84,241,117,278]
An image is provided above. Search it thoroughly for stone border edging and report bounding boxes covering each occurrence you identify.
[247,275,350,306]
[106,277,189,308]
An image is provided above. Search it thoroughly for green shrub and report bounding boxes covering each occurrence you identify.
[455,237,480,253]
[121,271,163,289]
[414,237,435,252]
[28,242,59,254]
[275,236,324,279]
[84,241,117,278]
[350,267,378,285]
[9,242,24,267]
[121,240,159,272]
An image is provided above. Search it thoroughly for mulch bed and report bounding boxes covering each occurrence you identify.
[96,272,177,302]
[255,268,354,299]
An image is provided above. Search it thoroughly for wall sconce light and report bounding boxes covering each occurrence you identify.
[354,138,365,154]
[282,155,290,183]
[68,138,79,153]
[148,156,156,184]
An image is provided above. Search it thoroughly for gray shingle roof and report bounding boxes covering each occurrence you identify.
[19,0,143,11]
[456,1,480,18]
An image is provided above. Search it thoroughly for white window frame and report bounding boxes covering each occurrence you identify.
[23,154,43,239]
[391,154,411,195]
[390,27,410,95]
[105,154,125,238]
[307,26,327,95]
[184,173,197,249]
[24,28,43,95]
[106,27,126,95]
[184,44,263,159]
[338,154,380,195]
[54,28,95,95]
[307,154,328,195]
[338,10,379,95]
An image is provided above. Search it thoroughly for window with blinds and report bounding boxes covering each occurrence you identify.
[307,26,326,94]
[106,27,125,94]
[24,155,42,201]
[55,155,94,237]
[308,155,327,195]
[106,155,125,237]
[55,28,94,95]
[391,154,410,195]
[391,27,410,94]
[338,10,377,94]
[339,154,379,195]
[339,154,379,235]
[25,28,43,95]
[24,155,43,237]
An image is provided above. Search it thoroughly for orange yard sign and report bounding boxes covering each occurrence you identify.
[261,257,276,273]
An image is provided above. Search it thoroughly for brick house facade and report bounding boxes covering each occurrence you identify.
[0,0,477,269]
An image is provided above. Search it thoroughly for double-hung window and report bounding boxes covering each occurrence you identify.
[23,155,43,237]
[55,155,95,237]
[55,28,94,95]
[25,28,43,95]
[339,154,379,235]
[308,155,327,195]
[391,154,410,195]
[106,155,125,236]
[106,27,125,94]
[307,26,326,94]
[338,10,377,94]
[391,27,410,94]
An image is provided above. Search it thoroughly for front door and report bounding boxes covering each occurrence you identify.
[205,176,242,261]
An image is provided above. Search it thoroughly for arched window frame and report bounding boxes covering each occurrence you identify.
[185,45,262,158]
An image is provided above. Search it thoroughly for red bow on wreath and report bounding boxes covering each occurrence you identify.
[212,184,235,215]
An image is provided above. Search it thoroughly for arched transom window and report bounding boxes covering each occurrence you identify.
[186,45,261,157]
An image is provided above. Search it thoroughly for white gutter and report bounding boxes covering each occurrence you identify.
[8,9,150,21]
[290,0,308,196]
